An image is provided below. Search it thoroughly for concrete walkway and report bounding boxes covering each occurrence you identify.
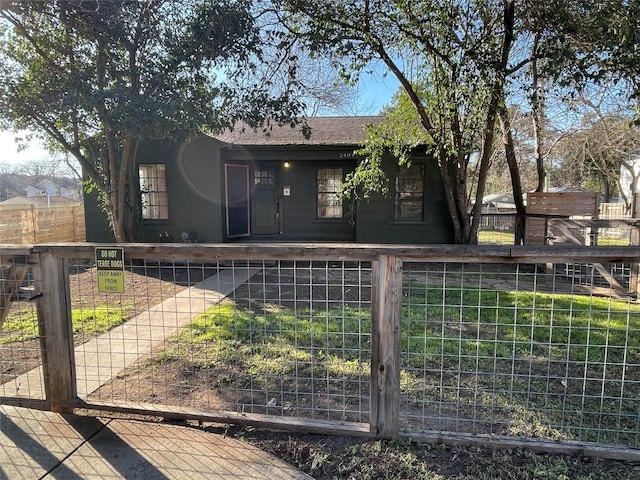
[2,267,261,399]
[0,405,313,479]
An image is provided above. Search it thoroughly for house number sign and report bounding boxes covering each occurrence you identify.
[95,247,125,293]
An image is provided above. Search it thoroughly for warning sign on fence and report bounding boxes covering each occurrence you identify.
[95,247,125,293]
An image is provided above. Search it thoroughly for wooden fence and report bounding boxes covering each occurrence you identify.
[2,243,640,460]
[525,192,600,245]
[0,204,85,244]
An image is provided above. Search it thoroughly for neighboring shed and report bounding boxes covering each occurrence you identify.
[85,116,454,244]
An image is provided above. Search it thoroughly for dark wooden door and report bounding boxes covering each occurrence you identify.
[251,165,279,235]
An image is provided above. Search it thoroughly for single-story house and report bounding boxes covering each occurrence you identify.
[85,116,454,244]
[481,193,516,213]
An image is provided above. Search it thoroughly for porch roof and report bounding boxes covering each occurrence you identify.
[212,116,383,147]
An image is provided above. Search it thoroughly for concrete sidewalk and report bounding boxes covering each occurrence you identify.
[0,405,313,480]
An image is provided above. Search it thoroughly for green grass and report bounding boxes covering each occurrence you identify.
[1,306,130,343]
[478,230,515,244]
[401,288,640,366]
[478,230,633,246]
[400,287,640,443]
[166,303,371,382]
[158,287,640,446]
[596,236,632,246]
[1,309,40,343]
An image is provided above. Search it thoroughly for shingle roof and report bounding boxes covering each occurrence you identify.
[212,116,383,146]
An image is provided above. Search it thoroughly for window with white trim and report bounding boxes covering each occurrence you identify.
[139,164,168,220]
[317,167,343,219]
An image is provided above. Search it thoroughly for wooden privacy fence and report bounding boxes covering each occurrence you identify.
[525,191,600,245]
[0,204,85,244]
[1,243,640,460]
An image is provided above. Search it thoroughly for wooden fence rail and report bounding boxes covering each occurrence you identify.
[0,204,85,244]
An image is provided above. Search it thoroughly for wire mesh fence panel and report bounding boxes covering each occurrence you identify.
[76,258,372,426]
[400,261,640,448]
[9,243,639,453]
[0,259,46,401]
[71,257,224,402]
[478,214,516,245]
[224,260,372,423]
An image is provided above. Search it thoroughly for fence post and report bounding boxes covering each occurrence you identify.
[36,252,76,412]
[370,255,402,438]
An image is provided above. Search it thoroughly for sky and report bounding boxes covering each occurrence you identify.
[0,70,399,166]
[0,131,50,165]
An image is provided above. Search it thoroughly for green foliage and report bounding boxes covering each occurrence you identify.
[0,0,284,140]
[0,0,303,241]
[281,0,513,243]
[343,91,428,201]
[1,306,128,343]
[1,309,39,343]
[528,1,640,115]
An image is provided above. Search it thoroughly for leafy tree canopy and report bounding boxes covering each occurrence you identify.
[0,0,303,241]
[282,0,638,243]
[279,0,515,243]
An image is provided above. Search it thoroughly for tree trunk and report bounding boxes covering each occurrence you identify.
[530,31,546,193]
[120,136,141,242]
[109,205,129,243]
[438,148,466,244]
[96,135,140,243]
[602,176,611,203]
[498,104,526,245]
[465,0,517,245]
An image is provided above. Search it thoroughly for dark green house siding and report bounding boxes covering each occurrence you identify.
[143,136,224,243]
[220,146,357,242]
[84,136,225,243]
[84,186,115,243]
[356,155,454,244]
[84,117,455,245]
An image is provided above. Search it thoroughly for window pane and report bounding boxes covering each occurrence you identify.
[395,164,424,221]
[317,168,343,218]
[139,164,169,220]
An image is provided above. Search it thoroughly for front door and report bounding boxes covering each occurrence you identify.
[251,164,279,235]
[224,164,250,238]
